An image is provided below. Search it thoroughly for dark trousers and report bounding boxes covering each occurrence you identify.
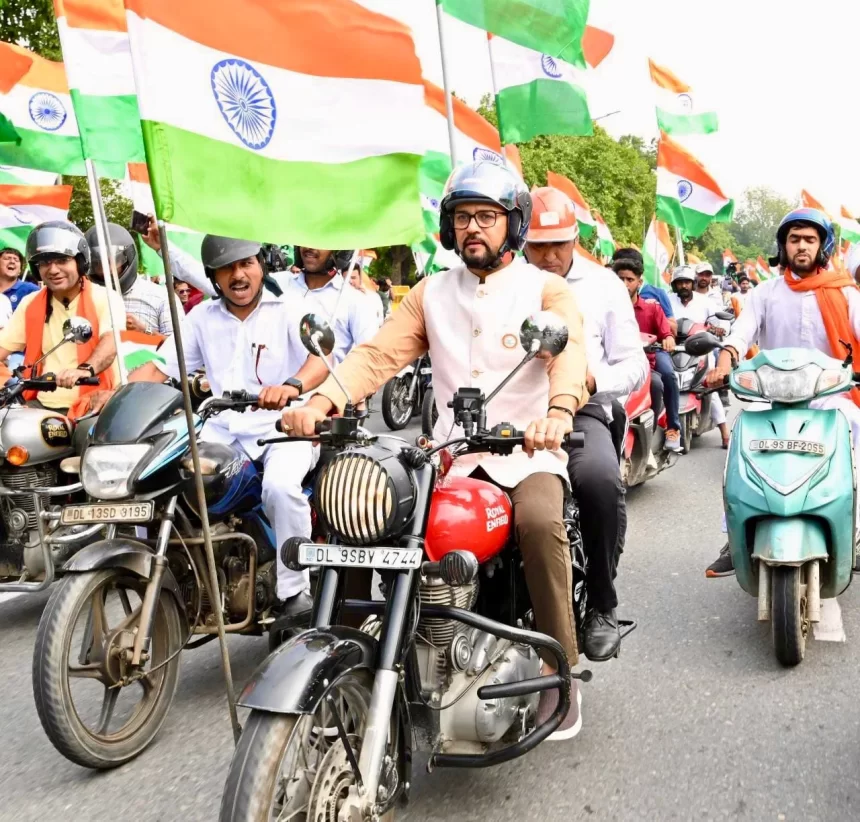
[653,350,681,431]
[567,408,626,611]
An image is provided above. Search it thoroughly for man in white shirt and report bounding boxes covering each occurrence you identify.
[90,235,331,617]
[706,208,860,577]
[280,160,590,740]
[694,262,727,314]
[524,186,647,662]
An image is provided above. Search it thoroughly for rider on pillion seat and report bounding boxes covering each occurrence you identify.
[0,221,125,418]
[523,186,648,662]
[87,235,332,617]
[280,159,590,741]
[705,208,860,577]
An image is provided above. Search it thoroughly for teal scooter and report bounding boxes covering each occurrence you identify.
[686,333,857,666]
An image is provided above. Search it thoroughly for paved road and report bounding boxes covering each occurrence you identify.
[2,406,859,821]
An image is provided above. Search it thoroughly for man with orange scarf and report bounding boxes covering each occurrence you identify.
[0,222,123,419]
[704,208,860,577]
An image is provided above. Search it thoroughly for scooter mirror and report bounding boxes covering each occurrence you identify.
[684,331,722,357]
[63,317,93,344]
[519,311,569,358]
[715,310,735,320]
[299,313,335,357]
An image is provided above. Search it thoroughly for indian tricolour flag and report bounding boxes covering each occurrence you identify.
[125,0,426,249]
[656,132,734,238]
[595,212,615,259]
[440,0,589,68]
[0,165,59,185]
[722,248,737,271]
[489,34,591,143]
[755,256,774,282]
[121,329,166,373]
[642,215,674,289]
[0,43,86,176]
[546,170,596,239]
[801,189,829,215]
[0,46,32,144]
[648,59,718,136]
[0,184,73,253]
[128,161,204,276]
[53,0,146,173]
[836,206,860,244]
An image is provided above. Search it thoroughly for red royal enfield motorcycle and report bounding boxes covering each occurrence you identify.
[218,312,635,822]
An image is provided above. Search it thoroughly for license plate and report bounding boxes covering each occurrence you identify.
[749,438,826,455]
[299,543,423,570]
[61,501,154,525]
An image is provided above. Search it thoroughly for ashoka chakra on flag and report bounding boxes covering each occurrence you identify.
[210,59,277,150]
[677,179,693,202]
[28,92,67,132]
[540,55,563,79]
[473,147,505,165]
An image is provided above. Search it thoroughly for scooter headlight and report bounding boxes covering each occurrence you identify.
[81,444,152,500]
[755,364,820,403]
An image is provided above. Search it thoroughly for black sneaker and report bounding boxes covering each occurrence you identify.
[705,543,735,578]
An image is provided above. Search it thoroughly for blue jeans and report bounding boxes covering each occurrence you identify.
[653,350,681,431]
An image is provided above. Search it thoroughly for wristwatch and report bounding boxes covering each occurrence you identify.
[78,363,96,377]
[283,377,303,394]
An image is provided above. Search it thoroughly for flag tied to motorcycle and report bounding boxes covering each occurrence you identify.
[648,59,718,136]
[124,0,427,249]
[121,329,166,372]
[53,0,146,174]
[0,183,73,255]
[656,132,734,238]
[0,43,88,176]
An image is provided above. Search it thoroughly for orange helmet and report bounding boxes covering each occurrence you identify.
[527,186,579,243]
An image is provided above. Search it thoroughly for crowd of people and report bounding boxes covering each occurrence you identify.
[2,158,858,743]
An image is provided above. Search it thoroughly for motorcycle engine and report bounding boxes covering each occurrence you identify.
[414,574,541,746]
[0,464,58,579]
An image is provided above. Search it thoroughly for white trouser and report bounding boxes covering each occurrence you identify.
[709,353,726,426]
[200,425,319,599]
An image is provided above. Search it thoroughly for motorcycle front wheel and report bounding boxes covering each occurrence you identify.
[32,569,183,769]
[220,670,396,822]
[421,387,438,437]
[381,376,416,430]
[772,565,807,667]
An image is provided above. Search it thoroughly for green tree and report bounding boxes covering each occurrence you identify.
[0,0,61,60]
[729,186,794,257]
[63,175,132,235]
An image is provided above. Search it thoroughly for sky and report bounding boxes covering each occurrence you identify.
[400,0,859,215]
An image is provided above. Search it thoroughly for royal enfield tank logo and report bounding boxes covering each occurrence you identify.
[28,92,67,132]
[41,417,72,447]
[486,504,509,532]
[211,58,277,150]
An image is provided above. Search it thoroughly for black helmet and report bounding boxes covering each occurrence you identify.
[439,159,532,260]
[25,220,90,281]
[295,246,353,273]
[200,234,265,301]
[85,222,138,294]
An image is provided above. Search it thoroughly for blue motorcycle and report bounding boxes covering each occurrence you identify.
[31,382,306,769]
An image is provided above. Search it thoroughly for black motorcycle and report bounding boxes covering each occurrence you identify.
[380,354,432,431]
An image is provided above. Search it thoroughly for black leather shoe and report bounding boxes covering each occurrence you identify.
[268,591,314,651]
[583,608,621,661]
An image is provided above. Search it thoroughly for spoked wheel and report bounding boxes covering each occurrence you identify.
[772,565,808,667]
[381,376,416,430]
[421,387,438,438]
[32,569,183,768]
[220,671,397,822]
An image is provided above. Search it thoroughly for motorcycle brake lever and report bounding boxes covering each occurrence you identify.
[256,435,321,446]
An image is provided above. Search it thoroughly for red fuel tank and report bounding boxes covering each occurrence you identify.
[425,475,512,563]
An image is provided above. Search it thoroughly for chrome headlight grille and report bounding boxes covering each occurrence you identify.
[317,449,415,546]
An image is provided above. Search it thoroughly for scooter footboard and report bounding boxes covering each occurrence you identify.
[752,517,828,566]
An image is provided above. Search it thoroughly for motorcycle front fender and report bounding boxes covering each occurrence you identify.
[62,537,185,614]
[238,626,378,714]
[752,517,829,565]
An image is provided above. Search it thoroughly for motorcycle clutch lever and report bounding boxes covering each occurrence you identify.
[256,435,320,446]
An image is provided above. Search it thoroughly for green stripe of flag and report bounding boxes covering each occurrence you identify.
[0,225,31,254]
[69,90,146,170]
[0,113,21,144]
[142,120,423,248]
[497,79,592,143]
[655,109,719,136]
[656,195,734,239]
[0,127,86,176]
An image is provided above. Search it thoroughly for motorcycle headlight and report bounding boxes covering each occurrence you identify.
[755,364,821,403]
[316,445,416,545]
[81,444,152,500]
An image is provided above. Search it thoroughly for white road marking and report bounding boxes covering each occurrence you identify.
[813,598,846,642]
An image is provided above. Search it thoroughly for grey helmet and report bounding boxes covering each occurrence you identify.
[85,222,138,294]
[670,265,696,286]
[25,220,90,281]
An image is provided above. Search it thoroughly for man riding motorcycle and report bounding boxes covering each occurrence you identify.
[85,222,173,337]
[614,247,677,336]
[0,221,124,418]
[280,159,590,739]
[523,186,647,661]
[88,235,332,615]
[670,265,730,447]
[614,255,682,452]
[694,262,727,313]
[705,207,860,576]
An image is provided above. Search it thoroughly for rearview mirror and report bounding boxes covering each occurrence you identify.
[299,313,335,358]
[715,310,734,320]
[63,317,93,344]
[684,331,721,357]
[519,311,569,358]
